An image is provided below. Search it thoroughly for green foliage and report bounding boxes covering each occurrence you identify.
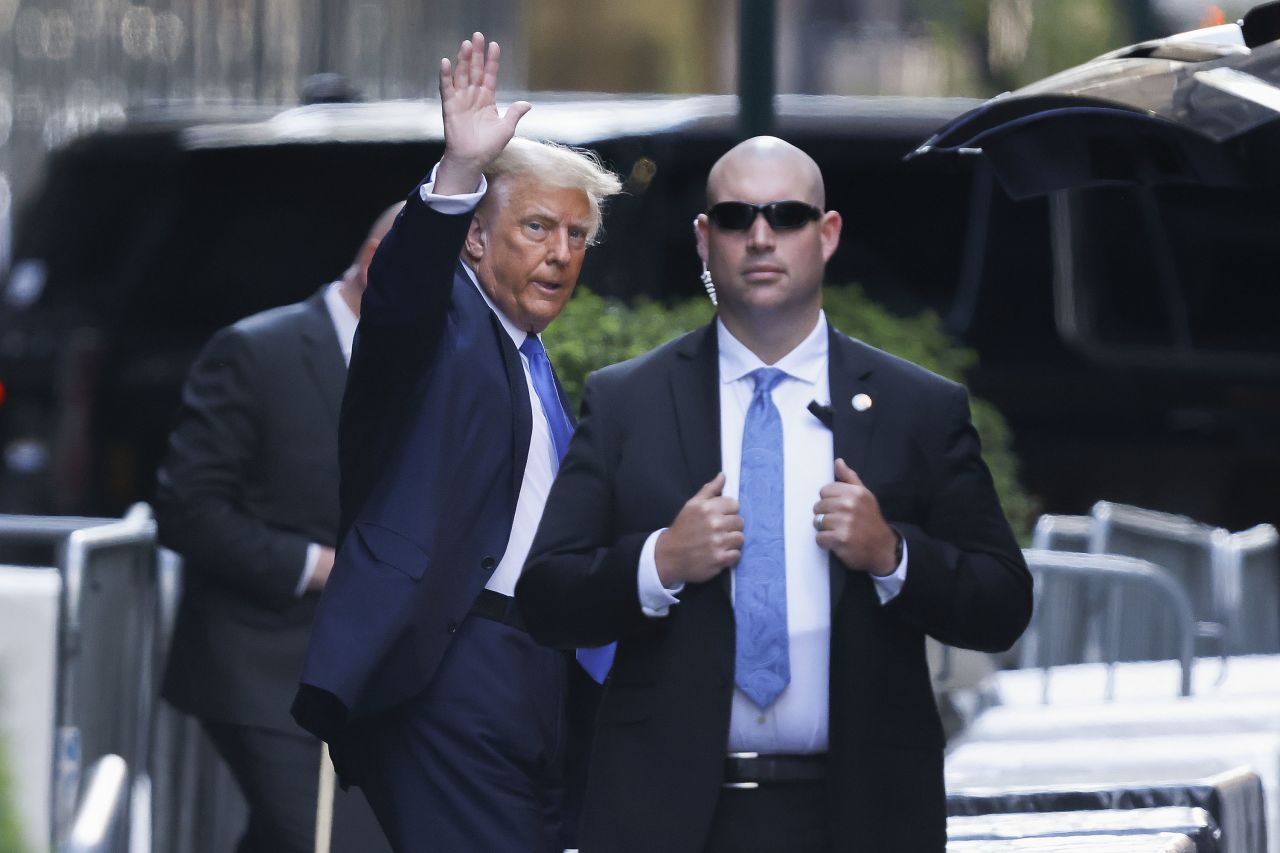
[547,284,1036,540]
[910,0,1141,96]
[821,284,976,383]
[546,288,714,405]
[0,735,25,853]
[1007,0,1132,89]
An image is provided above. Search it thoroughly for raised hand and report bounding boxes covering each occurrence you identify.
[434,32,532,196]
[813,458,900,576]
[654,473,744,586]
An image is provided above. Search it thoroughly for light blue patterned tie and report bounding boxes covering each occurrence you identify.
[519,335,616,684]
[735,367,790,708]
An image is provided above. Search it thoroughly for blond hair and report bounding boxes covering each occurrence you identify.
[484,138,623,244]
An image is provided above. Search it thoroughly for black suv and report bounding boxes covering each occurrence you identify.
[1,94,983,516]
[6,86,1280,531]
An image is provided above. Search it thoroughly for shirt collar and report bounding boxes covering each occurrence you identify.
[717,310,828,387]
[460,262,529,349]
[323,281,360,364]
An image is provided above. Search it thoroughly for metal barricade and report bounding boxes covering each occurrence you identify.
[1091,501,1227,661]
[0,506,158,852]
[1031,514,1093,552]
[1213,524,1280,655]
[1019,515,1099,669]
[150,553,250,853]
[61,755,128,853]
[1021,549,1196,701]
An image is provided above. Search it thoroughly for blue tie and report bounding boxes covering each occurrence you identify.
[735,367,790,708]
[519,335,616,684]
[520,335,573,462]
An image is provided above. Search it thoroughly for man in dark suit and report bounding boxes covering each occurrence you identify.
[291,33,622,853]
[517,137,1034,852]
[154,203,401,853]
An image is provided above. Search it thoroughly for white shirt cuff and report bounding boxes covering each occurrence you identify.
[637,528,684,617]
[419,162,488,212]
[297,542,321,596]
[871,536,908,604]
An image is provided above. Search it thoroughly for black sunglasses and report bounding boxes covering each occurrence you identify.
[706,200,822,231]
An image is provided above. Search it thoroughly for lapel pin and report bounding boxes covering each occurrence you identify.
[851,393,873,413]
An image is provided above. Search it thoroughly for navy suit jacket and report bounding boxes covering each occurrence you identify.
[517,322,1033,852]
[293,180,544,756]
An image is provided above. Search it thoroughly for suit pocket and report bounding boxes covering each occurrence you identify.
[352,521,430,580]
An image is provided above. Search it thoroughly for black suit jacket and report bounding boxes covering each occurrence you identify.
[518,321,1033,852]
[156,287,346,732]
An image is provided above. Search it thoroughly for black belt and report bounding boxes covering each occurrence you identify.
[723,752,826,788]
[469,589,526,632]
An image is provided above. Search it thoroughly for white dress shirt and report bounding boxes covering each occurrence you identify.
[324,281,359,366]
[636,313,907,753]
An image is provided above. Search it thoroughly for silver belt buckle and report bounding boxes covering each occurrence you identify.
[723,752,760,789]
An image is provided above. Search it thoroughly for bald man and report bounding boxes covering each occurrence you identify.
[156,203,401,853]
[517,138,1032,852]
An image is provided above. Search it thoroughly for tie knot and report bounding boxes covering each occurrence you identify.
[748,367,786,397]
[519,335,547,362]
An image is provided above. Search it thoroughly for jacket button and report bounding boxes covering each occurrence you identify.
[447,621,458,634]
[480,556,497,571]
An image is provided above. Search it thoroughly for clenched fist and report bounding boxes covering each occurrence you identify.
[813,458,900,576]
[655,473,744,586]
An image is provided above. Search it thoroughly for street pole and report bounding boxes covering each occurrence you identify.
[739,0,776,138]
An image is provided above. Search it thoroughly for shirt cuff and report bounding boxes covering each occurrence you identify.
[419,162,488,212]
[871,535,908,604]
[637,528,684,617]
[297,542,322,597]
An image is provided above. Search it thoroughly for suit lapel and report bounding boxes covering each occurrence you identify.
[489,326,532,502]
[498,321,532,499]
[665,324,731,601]
[826,325,880,610]
[450,261,533,500]
[299,287,347,426]
[669,323,721,498]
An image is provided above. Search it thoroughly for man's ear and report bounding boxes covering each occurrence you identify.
[819,210,842,264]
[464,216,487,261]
[693,213,710,267]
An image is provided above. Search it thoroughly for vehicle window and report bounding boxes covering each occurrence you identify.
[1055,182,1280,365]
[11,137,442,342]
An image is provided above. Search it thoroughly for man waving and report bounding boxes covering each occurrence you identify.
[293,33,621,852]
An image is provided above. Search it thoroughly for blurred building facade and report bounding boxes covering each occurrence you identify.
[0,0,1252,269]
[0,0,530,261]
